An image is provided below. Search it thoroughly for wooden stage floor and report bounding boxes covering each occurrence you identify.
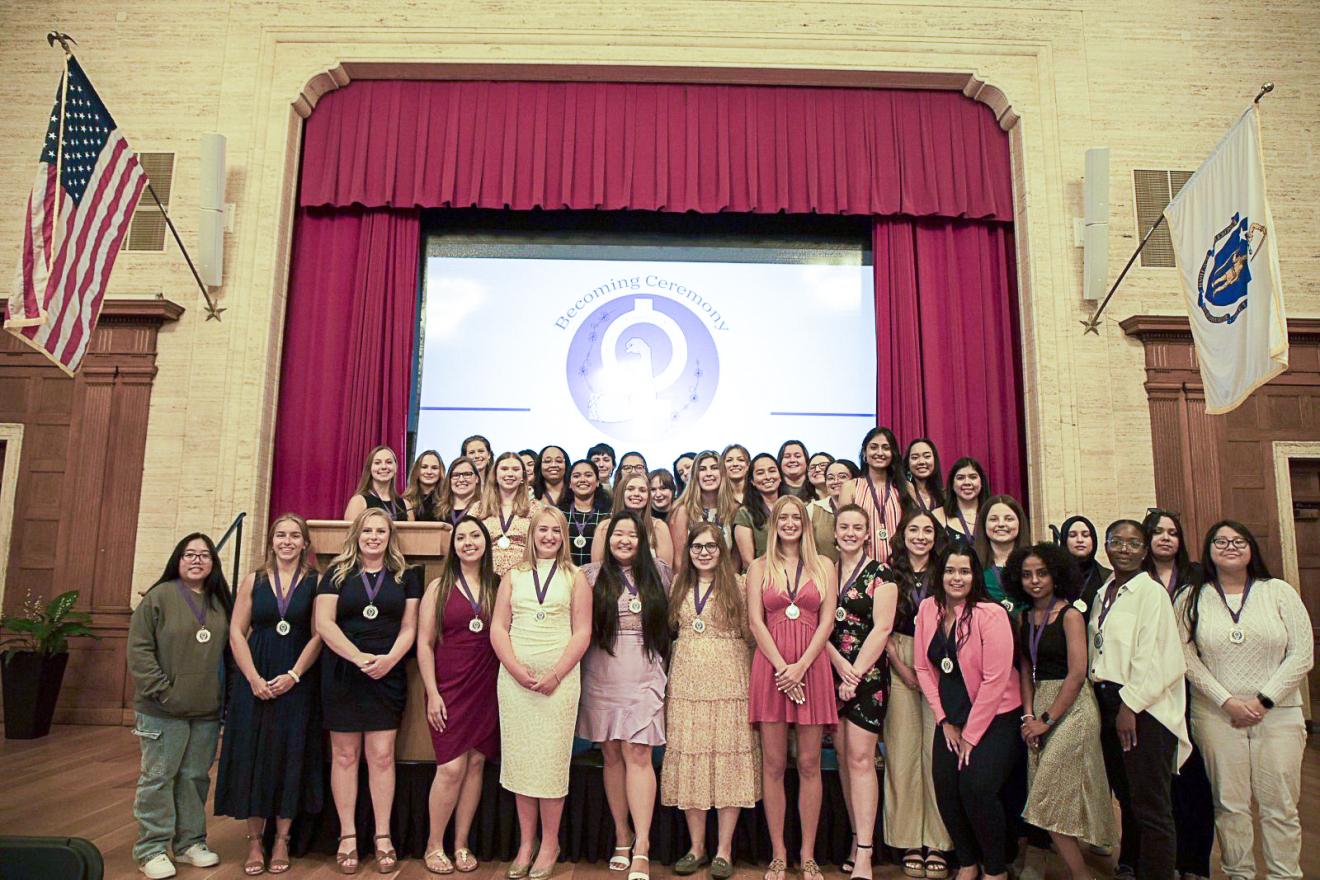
[2,725,1316,879]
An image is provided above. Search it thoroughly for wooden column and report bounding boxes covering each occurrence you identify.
[0,298,183,725]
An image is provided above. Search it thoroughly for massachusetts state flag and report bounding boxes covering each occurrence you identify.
[5,56,146,375]
[1163,105,1288,414]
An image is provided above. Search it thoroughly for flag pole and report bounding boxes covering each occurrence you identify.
[1080,82,1276,335]
[45,32,225,322]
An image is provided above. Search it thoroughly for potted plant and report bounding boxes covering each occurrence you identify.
[1,589,97,739]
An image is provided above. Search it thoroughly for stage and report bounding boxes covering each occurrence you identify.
[4,725,1316,880]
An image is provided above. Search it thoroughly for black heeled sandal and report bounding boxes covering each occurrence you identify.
[840,835,856,874]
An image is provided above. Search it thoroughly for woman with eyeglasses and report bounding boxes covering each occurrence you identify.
[913,546,1021,880]
[577,512,673,880]
[825,503,896,880]
[902,439,945,515]
[934,458,990,548]
[1176,521,1312,880]
[806,452,834,501]
[129,534,232,880]
[808,459,858,566]
[438,457,483,527]
[839,427,904,565]
[478,452,535,578]
[881,511,952,880]
[662,524,760,880]
[344,445,410,521]
[416,516,500,875]
[1142,509,1213,880]
[734,453,783,569]
[533,445,570,508]
[1088,520,1190,880]
[747,496,838,880]
[614,451,649,487]
[217,514,323,877]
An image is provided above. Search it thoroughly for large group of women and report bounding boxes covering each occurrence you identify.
[128,429,1313,880]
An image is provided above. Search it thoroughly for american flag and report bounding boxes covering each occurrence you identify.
[5,57,146,375]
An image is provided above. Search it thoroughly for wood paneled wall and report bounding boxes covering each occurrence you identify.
[0,299,182,724]
[1121,315,1320,567]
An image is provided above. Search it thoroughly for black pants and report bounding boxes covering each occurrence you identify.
[1095,683,1178,880]
[931,711,1020,875]
[1172,737,1215,876]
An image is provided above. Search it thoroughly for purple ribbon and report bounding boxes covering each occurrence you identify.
[956,507,976,543]
[785,558,805,606]
[532,561,559,607]
[621,570,638,598]
[1096,580,1122,632]
[498,506,516,539]
[360,570,386,606]
[694,580,715,617]
[272,568,300,619]
[176,582,208,626]
[838,557,866,605]
[866,474,894,524]
[914,569,930,604]
[1027,599,1059,680]
[1212,579,1254,625]
[456,570,483,619]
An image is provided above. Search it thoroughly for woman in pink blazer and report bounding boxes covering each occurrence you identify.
[914,546,1023,880]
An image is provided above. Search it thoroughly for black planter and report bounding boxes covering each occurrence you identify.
[2,651,70,739]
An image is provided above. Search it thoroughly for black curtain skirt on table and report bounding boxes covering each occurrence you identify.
[270,750,888,867]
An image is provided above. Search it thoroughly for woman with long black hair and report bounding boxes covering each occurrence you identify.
[1142,508,1213,880]
[417,515,501,874]
[934,458,989,547]
[903,438,945,515]
[558,458,613,567]
[577,512,673,880]
[128,533,232,880]
[533,445,570,508]
[913,546,1021,880]
[839,427,904,565]
[1177,520,1312,880]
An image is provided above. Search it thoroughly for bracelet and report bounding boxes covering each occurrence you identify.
[286,669,301,684]
[1020,713,1036,722]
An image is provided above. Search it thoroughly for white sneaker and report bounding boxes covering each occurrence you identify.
[176,843,220,867]
[140,853,176,879]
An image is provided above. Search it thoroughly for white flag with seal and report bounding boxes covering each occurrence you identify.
[1163,105,1288,414]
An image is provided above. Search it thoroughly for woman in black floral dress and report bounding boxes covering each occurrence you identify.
[826,504,897,880]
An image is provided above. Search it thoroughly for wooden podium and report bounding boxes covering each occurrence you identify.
[306,520,453,762]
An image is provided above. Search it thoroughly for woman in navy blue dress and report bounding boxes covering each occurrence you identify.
[216,513,324,875]
[314,508,422,874]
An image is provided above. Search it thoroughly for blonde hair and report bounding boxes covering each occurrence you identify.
[610,472,658,547]
[437,455,483,522]
[260,513,318,580]
[403,450,445,516]
[474,451,532,519]
[668,521,745,635]
[353,445,399,497]
[328,508,409,588]
[516,505,578,576]
[763,495,829,597]
[674,450,739,528]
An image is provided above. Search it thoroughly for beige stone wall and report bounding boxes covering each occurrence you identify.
[1,1,1316,592]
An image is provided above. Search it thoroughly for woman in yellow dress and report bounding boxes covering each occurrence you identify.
[491,506,592,880]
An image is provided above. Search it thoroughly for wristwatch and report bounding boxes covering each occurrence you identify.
[1040,711,1054,727]
[1257,693,1275,710]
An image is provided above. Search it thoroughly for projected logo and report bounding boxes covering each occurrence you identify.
[566,296,718,441]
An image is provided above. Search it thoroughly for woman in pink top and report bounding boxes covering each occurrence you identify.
[747,495,838,880]
[914,546,1022,880]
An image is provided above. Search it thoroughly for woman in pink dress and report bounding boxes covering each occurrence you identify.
[747,495,839,880]
[416,515,501,874]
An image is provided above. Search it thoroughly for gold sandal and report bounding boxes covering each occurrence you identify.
[268,833,291,874]
[426,847,455,874]
[765,857,788,880]
[803,859,824,880]
[454,848,479,873]
[374,835,397,874]
[336,834,359,876]
[243,833,266,876]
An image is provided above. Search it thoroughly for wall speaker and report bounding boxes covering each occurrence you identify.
[198,133,226,288]
[1081,147,1109,301]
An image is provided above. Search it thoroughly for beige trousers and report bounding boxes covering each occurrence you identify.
[1192,700,1306,880]
[882,633,952,852]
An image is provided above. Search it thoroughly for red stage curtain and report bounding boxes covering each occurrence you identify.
[873,217,1025,500]
[299,81,1013,221]
[270,207,420,520]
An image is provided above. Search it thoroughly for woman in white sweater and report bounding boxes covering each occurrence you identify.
[1176,519,1313,880]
